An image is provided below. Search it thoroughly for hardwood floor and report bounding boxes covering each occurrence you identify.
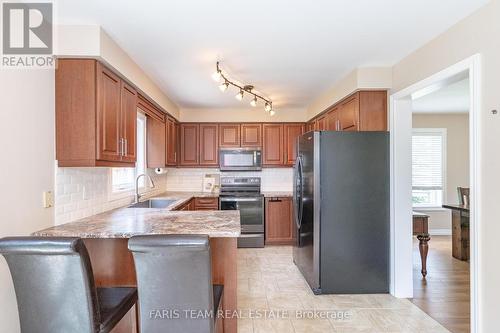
[411,235,470,333]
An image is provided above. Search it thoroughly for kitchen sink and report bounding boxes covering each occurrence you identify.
[127,199,176,209]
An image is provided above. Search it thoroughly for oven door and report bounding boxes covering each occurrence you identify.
[219,148,262,171]
[220,196,264,233]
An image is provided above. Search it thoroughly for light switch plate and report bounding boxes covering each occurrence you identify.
[43,191,53,208]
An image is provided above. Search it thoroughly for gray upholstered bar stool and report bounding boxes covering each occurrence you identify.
[128,235,223,333]
[0,237,137,333]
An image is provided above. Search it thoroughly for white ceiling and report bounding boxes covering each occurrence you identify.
[57,0,488,110]
[412,78,470,114]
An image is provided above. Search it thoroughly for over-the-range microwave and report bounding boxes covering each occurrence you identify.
[219,147,262,171]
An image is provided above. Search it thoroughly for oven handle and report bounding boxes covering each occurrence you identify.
[220,197,262,202]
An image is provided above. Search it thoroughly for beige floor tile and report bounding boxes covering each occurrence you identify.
[237,318,254,333]
[253,318,295,333]
[292,318,334,333]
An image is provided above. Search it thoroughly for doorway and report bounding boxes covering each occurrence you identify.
[389,55,480,332]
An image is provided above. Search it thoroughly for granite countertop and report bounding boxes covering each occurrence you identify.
[33,191,239,239]
[261,191,293,197]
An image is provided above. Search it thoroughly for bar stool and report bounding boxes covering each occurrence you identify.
[128,235,223,333]
[0,237,137,333]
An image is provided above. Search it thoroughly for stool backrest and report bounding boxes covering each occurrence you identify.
[0,237,100,333]
[128,234,214,333]
[457,187,470,206]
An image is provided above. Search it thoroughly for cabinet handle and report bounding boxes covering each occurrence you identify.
[174,152,177,161]
[124,138,128,156]
[119,138,124,156]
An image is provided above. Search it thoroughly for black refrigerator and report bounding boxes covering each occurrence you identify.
[292,131,389,294]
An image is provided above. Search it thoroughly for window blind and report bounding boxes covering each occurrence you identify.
[412,131,444,190]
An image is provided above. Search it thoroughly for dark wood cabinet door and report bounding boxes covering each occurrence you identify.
[96,63,122,162]
[339,94,359,131]
[179,123,199,166]
[325,108,339,131]
[199,124,219,166]
[120,82,137,163]
[265,197,295,245]
[284,123,304,166]
[241,123,262,147]
[146,116,166,168]
[219,124,241,147]
[165,117,177,166]
[315,116,327,131]
[262,123,284,166]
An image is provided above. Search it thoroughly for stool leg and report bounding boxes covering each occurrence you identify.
[417,233,430,277]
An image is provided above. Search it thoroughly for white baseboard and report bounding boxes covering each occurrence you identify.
[429,228,452,236]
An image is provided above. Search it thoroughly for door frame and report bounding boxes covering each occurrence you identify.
[389,54,481,332]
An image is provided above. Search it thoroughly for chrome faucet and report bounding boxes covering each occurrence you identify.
[135,173,155,203]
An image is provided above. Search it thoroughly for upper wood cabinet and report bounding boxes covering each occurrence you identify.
[56,59,137,167]
[146,115,166,168]
[309,91,387,132]
[325,107,339,131]
[262,124,284,166]
[284,123,304,166]
[199,124,219,166]
[241,123,262,147]
[265,197,295,245]
[165,117,178,166]
[219,124,241,147]
[179,123,199,166]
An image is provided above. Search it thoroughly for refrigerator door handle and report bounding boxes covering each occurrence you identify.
[293,156,304,229]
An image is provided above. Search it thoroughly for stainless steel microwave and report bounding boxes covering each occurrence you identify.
[219,148,262,171]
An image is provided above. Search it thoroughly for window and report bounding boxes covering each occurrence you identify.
[110,112,147,194]
[412,128,446,208]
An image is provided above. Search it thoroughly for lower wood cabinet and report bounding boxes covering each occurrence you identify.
[265,197,295,245]
[194,197,219,210]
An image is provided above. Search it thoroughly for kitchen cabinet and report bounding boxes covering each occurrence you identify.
[179,123,199,166]
[315,116,327,131]
[265,197,295,245]
[283,123,304,166]
[338,95,358,131]
[309,91,387,132]
[325,107,339,131]
[199,124,219,166]
[176,198,195,211]
[56,59,137,167]
[262,124,284,166]
[241,123,262,147]
[165,116,178,166]
[219,124,241,147]
[194,197,219,210]
[146,115,166,168]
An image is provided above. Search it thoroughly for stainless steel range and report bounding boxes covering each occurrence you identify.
[219,177,264,248]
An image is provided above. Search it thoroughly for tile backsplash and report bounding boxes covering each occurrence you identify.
[165,168,293,192]
[55,166,167,225]
[55,166,293,225]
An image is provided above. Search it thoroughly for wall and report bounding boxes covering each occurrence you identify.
[54,168,167,225]
[412,113,469,233]
[180,107,307,123]
[391,0,500,329]
[166,168,293,192]
[306,67,392,119]
[0,69,55,332]
[56,25,180,118]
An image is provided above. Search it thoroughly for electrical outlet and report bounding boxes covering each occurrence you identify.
[43,191,53,208]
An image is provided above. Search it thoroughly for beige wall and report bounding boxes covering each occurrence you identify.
[306,67,392,119]
[392,0,500,329]
[0,69,55,332]
[56,25,180,118]
[412,114,469,232]
[180,107,307,122]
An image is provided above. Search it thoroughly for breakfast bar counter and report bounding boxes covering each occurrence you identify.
[33,207,241,333]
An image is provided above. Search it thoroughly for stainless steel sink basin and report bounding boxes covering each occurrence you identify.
[127,199,176,209]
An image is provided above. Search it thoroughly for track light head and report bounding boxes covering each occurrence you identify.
[219,81,229,92]
[250,96,257,107]
[235,89,244,101]
[264,102,272,112]
[212,70,222,82]
[269,110,276,116]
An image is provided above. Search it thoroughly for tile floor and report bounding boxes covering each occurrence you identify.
[237,246,449,333]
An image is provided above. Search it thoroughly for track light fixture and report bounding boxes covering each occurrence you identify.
[213,61,274,114]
